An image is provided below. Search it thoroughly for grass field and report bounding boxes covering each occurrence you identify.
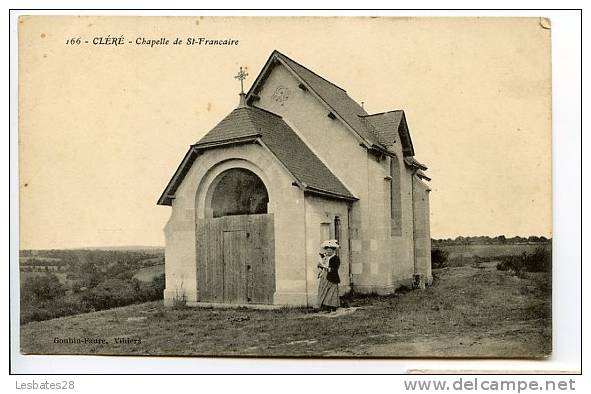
[19,271,69,284]
[436,243,550,258]
[20,260,551,358]
[20,256,61,262]
[434,243,551,266]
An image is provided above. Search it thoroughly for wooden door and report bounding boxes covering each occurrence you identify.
[222,230,246,303]
[196,214,274,304]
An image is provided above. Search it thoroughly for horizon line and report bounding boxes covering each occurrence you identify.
[19,234,553,251]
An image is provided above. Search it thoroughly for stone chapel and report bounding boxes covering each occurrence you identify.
[158,50,432,306]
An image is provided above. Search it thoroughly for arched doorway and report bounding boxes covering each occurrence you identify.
[210,168,269,217]
[196,167,275,304]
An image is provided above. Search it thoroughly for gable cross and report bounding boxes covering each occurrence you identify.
[234,66,248,94]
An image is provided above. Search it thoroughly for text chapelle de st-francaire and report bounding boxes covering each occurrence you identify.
[91,36,239,47]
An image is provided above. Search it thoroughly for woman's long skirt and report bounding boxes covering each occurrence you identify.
[317,275,340,308]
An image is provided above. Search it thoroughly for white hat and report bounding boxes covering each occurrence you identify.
[321,239,340,249]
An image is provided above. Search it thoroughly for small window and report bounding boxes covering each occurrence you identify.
[334,216,341,255]
[390,156,402,236]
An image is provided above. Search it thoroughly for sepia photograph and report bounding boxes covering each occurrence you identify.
[16,16,552,359]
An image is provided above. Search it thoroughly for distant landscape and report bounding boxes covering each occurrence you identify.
[19,235,550,325]
[19,248,165,324]
[431,235,552,271]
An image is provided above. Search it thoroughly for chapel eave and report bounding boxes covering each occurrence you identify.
[304,186,359,202]
[157,105,357,206]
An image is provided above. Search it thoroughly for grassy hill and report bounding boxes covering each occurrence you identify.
[20,261,551,358]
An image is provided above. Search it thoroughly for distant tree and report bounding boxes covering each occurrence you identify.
[21,273,66,303]
[78,261,104,288]
[431,249,449,269]
[496,245,551,273]
[20,248,166,323]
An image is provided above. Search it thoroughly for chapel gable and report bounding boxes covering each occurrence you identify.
[245,51,423,164]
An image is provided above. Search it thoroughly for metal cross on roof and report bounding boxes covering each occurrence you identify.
[234,66,248,94]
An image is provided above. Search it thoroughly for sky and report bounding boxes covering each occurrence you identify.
[18,16,552,249]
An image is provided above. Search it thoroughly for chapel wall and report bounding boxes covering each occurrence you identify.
[251,63,430,295]
[303,195,350,305]
[397,162,418,282]
[163,143,307,306]
[412,177,433,284]
[382,150,416,290]
[254,64,373,292]
[348,152,395,293]
[351,148,418,293]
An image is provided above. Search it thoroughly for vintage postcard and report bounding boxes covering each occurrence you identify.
[17,16,552,358]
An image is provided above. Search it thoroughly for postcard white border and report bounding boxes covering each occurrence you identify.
[5,7,583,376]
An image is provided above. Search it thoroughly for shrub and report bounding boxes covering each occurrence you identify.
[80,278,139,310]
[136,274,166,302]
[496,246,551,274]
[527,246,552,272]
[431,249,449,269]
[172,290,187,309]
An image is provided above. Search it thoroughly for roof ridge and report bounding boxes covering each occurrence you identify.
[273,50,348,93]
[358,116,381,142]
[232,104,284,120]
[359,110,405,118]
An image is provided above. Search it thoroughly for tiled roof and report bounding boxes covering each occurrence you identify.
[360,110,415,156]
[157,105,356,206]
[248,51,418,160]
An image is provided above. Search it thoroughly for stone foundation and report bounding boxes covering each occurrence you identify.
[351,277,422,295]
[163,288,198,307]
[273,291,308,306]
